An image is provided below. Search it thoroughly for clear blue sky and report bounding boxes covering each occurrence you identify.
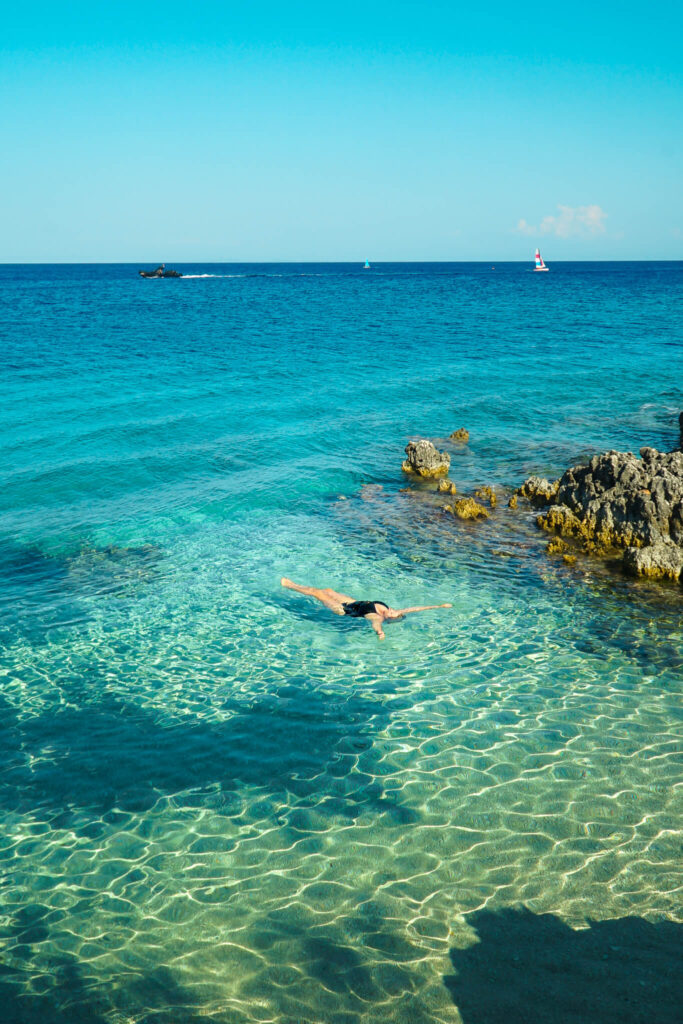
[1,1,681,261]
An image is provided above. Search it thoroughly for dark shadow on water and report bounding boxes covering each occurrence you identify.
[0,540,82,642]
[0,538,163,643]
[445,907,683,1024]
[0,959,109,1024]
[0,956,212,1024]
[0,680,393,827]
[305,934,382,1003]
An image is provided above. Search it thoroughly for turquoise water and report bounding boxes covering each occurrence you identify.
[0,262,681,1022]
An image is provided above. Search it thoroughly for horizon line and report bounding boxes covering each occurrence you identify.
[1,259,682,266]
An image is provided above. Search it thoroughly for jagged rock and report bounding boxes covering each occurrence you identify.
[450,428,469,442]
[547,537,570,555]
[507,494,518,509]
[562,554,577,566]
[474,485,497,507]
[532,446,683,584]
[402,440,450,478]
[437,479,457,495]
[554,448,683,548]
[623,541,683,581]
[447,498,489,521]
[518,476,559,506]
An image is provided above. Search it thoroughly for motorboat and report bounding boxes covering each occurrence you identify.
[138,264,183,278]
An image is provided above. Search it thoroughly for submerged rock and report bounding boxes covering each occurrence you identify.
[474,485,497,507]
[360,484,384,501]
[507,494,518,509]
[437,479,457,495]
[450,428,470,442]
[533,447,683,583]
[402,440,450,478]
[69,543,163,586]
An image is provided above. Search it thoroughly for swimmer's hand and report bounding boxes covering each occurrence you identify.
[369,614,385,640]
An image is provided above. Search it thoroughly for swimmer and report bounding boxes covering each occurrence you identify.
[280,577,452,640]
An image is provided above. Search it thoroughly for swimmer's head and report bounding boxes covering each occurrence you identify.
[380,605,403,620]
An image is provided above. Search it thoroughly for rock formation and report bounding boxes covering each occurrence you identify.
[437,479,457,495]
[623,541,683,581]
[450,428,469,442]
[402,440,450,478]
[446,498,490,521]
[517,476,559,506]
[532,447,683,582]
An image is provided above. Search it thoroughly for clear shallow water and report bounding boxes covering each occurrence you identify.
[0,262,681,1023]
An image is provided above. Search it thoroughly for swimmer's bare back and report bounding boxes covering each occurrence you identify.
[280,577,452,640]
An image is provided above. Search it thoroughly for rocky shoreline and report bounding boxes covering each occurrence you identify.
[402,427,683,587]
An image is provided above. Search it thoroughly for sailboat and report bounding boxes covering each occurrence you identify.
[364,259,371,269]
[533,247,549,272]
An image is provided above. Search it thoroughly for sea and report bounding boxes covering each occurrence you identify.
[0,262,681,1023]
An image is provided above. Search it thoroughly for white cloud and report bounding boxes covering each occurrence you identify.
[517,204,608,238]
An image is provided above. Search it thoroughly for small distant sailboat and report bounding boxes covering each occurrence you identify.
[364,259,371,269]
[533,247,549,272]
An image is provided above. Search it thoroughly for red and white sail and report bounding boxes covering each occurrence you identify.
[534,248,549,271]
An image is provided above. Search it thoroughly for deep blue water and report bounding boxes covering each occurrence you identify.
[0,262,681,1023]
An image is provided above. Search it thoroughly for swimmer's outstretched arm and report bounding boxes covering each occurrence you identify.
[367,613,386,640]
[395,603,452,615]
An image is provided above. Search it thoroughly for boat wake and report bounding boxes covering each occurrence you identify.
[180,272,385,279]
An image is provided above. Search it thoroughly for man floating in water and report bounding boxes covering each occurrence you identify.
[281,577,451,640]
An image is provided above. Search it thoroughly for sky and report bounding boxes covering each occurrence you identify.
[1,1,681,261]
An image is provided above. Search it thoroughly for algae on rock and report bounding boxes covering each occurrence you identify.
[450,428,470,442]
[474,485,497,507]
[447,498,490,521]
